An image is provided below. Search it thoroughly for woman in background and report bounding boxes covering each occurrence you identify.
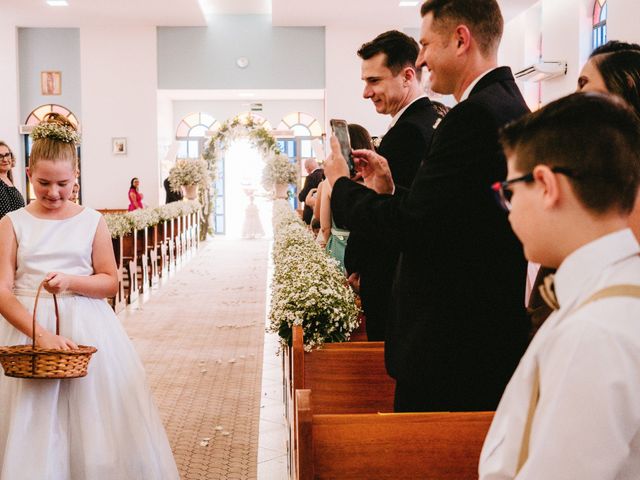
[127,177,144,211]
[0,141,25,219]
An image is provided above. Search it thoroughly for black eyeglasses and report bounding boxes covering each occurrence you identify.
[0,153,12,160]
[491,166,575,211]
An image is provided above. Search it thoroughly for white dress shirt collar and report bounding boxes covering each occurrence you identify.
[388,94,427,131]
[554,228,640,309]
[459,67,500,102]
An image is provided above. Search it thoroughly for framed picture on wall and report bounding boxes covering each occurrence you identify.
[112,137,127,155]
[41,71,62,96]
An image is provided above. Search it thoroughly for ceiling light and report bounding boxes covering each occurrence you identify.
[399,1,419,6]
[46,0,69,6]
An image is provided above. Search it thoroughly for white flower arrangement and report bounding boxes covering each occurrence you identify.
[168,158,212,192]
[104,213,134,238]
[268,200,360,351]
[262,153,298,189]
[104,200,202,238]
[127,208,161,229]
[31,122,81,145]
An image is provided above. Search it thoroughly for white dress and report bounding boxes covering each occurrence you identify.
[0,208,179,480]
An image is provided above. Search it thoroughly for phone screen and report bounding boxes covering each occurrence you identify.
[330,119,355,175]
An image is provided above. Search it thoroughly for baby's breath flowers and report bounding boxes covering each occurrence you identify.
[268,200,360,351]
[31,122,81,145]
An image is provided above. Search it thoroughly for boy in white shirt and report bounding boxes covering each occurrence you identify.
[479,92,640,479]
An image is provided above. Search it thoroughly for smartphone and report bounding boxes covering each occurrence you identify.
[330,119,355,176]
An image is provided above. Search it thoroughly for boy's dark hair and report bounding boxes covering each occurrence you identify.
[590,50,640,117]
[590,40,640,58]
[357,30,419,75]
[500,92,640,215]
[420,0,503,56]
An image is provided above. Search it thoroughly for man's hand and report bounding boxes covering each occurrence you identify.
[305,188,318,208]
[324,136,352,187]
[347,272,361,294]
[352,149,395,194]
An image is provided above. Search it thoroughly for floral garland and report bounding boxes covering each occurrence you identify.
[268,200,360,351]
[103,200,201,238]
[198,115,282,240]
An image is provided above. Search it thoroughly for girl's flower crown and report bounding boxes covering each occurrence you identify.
[31,122,81,145]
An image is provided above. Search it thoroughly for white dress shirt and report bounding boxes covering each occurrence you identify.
[479,229,640,480]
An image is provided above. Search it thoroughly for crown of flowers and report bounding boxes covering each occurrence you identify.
[31,122,81,145]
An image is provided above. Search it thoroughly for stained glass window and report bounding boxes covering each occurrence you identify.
[592,0,607,51]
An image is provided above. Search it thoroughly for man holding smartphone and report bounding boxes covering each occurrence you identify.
[344,30,440,341]
[326,0,529,412]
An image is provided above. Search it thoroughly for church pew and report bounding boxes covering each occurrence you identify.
[121,231,139,304]
[135,227,150,293]
[106,236,126,313]
[146,224,160,286]
[286,325,395,479]
[288,325,395,415]
[295,389,493,480]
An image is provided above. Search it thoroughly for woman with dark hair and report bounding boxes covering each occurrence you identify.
[127,177,144,211]
[316,123,373,271]
[0,141,25,219]
[578,48,640,117]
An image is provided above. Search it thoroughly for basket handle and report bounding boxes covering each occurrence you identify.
[31,280,60,348]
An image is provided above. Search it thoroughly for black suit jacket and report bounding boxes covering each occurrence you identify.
[344,97,440,341]
[164,177,183,204]
[332,67,530,411]
[298,168,324,224]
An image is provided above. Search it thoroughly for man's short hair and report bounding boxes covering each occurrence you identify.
[420,0,503,57]
[357,30,419,75]
[500,92,640,215]
[590,40,640,58]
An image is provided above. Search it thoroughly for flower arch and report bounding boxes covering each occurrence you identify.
[198,115,281,239]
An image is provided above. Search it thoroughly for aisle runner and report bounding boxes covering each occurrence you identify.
[120,238,269,480]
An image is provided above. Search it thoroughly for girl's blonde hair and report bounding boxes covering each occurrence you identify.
[29,113,79,172]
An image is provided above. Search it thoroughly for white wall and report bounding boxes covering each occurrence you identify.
[325,26,392,139]
[607,0,640,45]
[80,26,160,209]
[500,3,543,110]
[0,24,24,194]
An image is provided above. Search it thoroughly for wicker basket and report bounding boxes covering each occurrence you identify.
[0,281,97,379]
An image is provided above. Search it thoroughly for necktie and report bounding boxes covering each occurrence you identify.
[538,274,560,310]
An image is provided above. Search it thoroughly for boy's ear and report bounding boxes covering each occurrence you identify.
[533,165,561,210]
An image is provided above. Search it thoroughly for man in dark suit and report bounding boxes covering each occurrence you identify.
[297,158,324,225]
[164,177,183,204]
[326,0,530,412]
[344,30,440,341]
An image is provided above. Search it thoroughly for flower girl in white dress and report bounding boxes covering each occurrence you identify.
[0,114,179,480]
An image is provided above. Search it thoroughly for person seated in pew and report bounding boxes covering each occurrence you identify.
[479,93,640,479]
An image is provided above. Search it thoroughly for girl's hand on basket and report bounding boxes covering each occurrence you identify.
[35,331,78,350]
[43,272,71,294]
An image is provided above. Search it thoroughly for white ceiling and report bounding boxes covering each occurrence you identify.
[2,0,538,28]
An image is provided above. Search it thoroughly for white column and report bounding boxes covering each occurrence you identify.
[0,23,24,194]
[80,26,160,209]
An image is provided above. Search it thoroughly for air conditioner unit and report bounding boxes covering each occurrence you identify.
[19,124,34,134]
[514,61,567,82]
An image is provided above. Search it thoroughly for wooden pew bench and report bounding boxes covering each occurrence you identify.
[295,389,493,480]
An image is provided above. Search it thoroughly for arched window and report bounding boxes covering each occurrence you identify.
[592,0,607,51]
[175,112,219,159]
[25,104,79,128]
[23,104,81,204]
[236,112,272,131]
[277,112,323,137]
